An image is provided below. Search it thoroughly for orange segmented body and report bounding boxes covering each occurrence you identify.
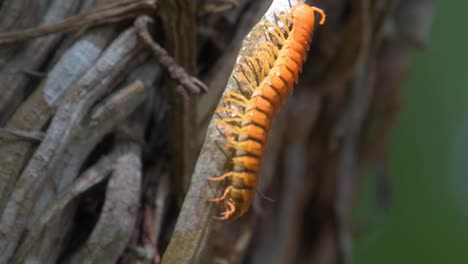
[208,2,326,221]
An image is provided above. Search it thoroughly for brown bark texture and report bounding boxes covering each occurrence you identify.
[0,0,435,263]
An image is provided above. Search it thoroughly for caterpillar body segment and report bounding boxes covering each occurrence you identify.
[209,3,326,221]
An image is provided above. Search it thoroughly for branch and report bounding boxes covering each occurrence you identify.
[0,0,159,45]
[67,142,142,264]
[0,128,44,142]
[145,170,170,263]
[134,16,207,95]
[161,1,301,262]
[203,0,240,14]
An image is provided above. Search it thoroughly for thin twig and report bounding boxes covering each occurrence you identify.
[149,170,170,263]
[134,16,208,95]
[0,0,159,45]
[204,0,240,13]
[1,69,47,78]
[0,128,44,142]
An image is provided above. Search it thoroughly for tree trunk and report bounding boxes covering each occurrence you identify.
[0,0,436,263]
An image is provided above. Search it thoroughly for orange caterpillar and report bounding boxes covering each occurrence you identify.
[208,2,326,221]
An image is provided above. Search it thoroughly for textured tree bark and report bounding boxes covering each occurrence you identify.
[0,0,436,263]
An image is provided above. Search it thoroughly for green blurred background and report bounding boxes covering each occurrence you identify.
[353,0,468,263]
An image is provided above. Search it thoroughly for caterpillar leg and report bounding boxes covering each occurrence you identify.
[215,119,240,147]
[310,7,326,24]
[215,118,242,142]
[222,92,247,109]
[214,128,237,149]
[274,11,292,34]
[232,72,255,95]
[263,21,285,45]
[216,120,256,147]
[260,40,280,55]
[223,98,247,108]
[214,114,241,157]
[272,11,290,38]
[257,41,278,72]
[216,118,241,131]
[215,116,241,129]
[214,200,235,221]
[215,118,239,137]
[214,139,230,157]
[221,121,262,137]
[208,186,232,202]
[247,56,268,81]
[207,171,234,182]
[238,62,257,86]
[216,107,243,117]
[226,92,248,102]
